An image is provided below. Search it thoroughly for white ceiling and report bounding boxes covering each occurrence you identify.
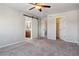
[0,3,79,19]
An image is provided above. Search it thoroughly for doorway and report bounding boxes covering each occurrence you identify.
[56,16,61,40]
[25,20,32,39]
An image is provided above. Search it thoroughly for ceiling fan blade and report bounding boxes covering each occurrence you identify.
[29,3,51,8]
[38,9,42,12]
[41,5,51,8]
[29,3,37,5]
[29,7,35,10]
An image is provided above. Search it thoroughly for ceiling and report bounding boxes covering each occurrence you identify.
[0,3,79,19]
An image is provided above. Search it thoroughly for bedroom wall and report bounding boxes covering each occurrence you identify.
[0,5,25,48]
[47,10,79,43]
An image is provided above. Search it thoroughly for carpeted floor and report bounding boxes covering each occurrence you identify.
[0,39,79,56]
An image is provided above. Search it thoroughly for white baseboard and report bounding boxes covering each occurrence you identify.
[0,40,25,49]
[77,43,79,46]
[62,39,78,43]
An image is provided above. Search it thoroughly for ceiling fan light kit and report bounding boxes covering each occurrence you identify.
[29,3,51,12]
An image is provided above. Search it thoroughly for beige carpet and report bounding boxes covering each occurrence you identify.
[0,39,79,56]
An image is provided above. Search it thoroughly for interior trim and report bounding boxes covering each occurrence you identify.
[23,14,38,19]
[0,41,25,49]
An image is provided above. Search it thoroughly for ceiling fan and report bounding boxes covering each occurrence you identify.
[29,3,51,12]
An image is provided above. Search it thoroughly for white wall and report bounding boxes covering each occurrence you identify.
[47,10,79,43]
[0,5,25,48]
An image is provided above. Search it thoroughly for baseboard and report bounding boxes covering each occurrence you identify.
[77,43,79,46]
[0,40,25,49]
[62,39,78,43]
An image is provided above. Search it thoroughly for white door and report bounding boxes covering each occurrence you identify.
[47,16,56,40]
[32,18,38,39]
